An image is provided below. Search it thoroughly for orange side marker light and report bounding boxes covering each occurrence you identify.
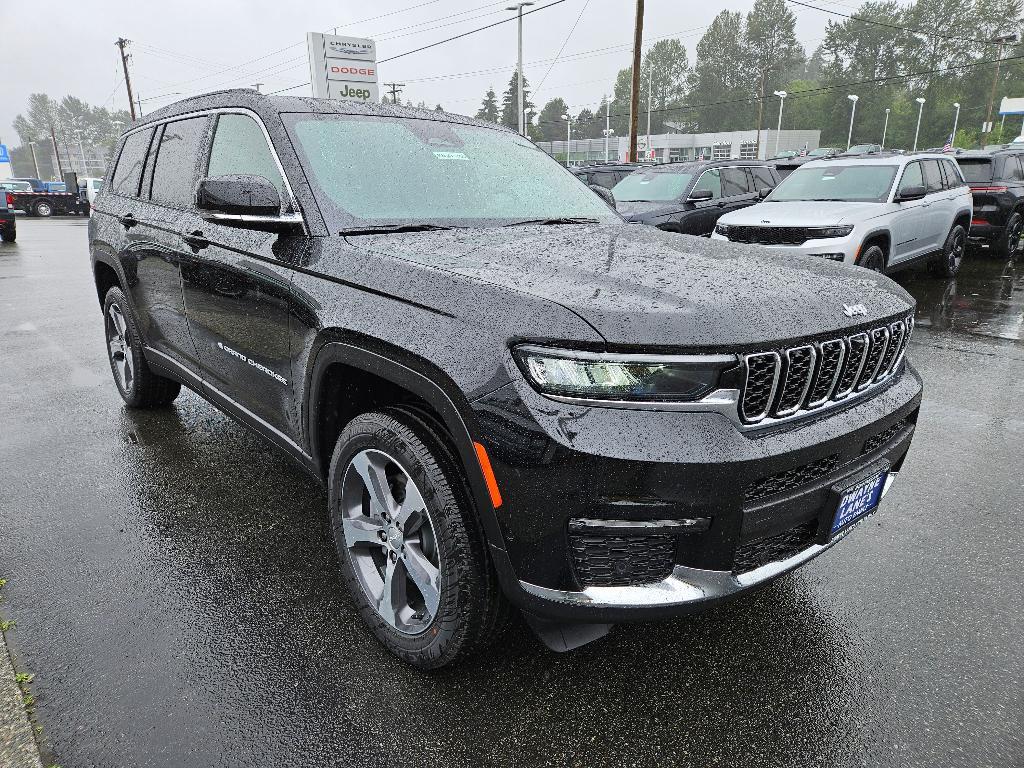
[473,441,503,509]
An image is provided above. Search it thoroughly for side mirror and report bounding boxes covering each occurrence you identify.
[758,186,773,199]
[589,184,616,207]
[896,185,927,202]
[197,174,302,230]
[687,189,714,202]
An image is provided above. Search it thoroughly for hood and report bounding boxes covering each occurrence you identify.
[615,200,682,221]
[720,200,891,226]
[343,224,913,349]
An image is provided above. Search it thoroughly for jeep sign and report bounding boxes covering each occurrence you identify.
[307,32,380,103]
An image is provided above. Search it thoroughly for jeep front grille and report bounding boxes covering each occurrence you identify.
[739,317,913,425]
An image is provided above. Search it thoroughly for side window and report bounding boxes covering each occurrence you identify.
[150,116,209,209]
[922,160,943,193]
[942,159,964,188]
[691,168,722,199]
[109,129,153,198]
[720,167,751,197]
[1006,155,1024,181]
[749,166,776,192]
[207,113,287,201]
[898,162,924,194]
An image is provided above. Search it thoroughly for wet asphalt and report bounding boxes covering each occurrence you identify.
[0,217,1021,768]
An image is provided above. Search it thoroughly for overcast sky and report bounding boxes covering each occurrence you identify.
[0,0,835,144]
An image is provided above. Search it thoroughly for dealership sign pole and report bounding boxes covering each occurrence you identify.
[307,33,380,103]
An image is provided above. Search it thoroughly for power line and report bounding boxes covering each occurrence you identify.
[534,0,592,96]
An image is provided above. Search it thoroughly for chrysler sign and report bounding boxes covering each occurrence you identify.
[307,32,379,103]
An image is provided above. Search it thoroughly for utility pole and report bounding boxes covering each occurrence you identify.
[116,38,137,121]
[984,33,1018,145]
[627,0,645,162]
[506,3,534,136]
[384,82,406,104]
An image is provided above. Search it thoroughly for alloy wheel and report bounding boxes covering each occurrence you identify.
[949,228,966,273]
[105,303,134,393]
[340,449,442,635]
[1008,217,1023,255]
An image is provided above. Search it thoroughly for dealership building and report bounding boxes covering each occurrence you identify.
[537,128,822,164]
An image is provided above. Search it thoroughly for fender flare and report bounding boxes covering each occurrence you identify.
[305,340,508,554]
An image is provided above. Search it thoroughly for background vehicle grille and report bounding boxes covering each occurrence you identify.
[724,225,811,245]
[739,316,913,425]
[732,520,819,573]
[569,533,675,587]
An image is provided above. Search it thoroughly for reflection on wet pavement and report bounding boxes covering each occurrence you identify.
[897,254,1023,342]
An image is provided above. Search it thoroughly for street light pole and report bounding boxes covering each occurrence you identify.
[984,33,1018,145]
[506,3,534,136]
[913,97,926,151]
[847,94,859,150]
[645,62,653,158]
[604,96,612,161]
[882,108,890,149]
[773,90,787,156]
[952,102,961,148]
[28,141,40,178]
[562,113,571,167]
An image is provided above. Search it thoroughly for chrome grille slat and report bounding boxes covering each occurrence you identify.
[738,317,913,426]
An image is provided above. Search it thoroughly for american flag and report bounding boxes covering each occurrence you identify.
[943,133,953,152]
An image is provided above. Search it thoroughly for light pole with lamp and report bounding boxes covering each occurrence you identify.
[645,63,653,158]
[562,113,571,167]
[603,95,614,161]
[951,102,961,148]
[913,97,926,151]
[773,90,787,157]
[506,2,534,136]
[847,94,859,150]
[882,108,890,149]
[27,141,40,178]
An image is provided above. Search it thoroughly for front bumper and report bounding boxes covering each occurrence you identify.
[710,230,861,264]
[472,360,922,623]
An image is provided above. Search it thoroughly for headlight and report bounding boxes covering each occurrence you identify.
[714,223,730,236]
[512,345,737,402]
[809,225,854,239]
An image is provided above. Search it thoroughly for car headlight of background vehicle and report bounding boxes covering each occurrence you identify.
[512,345,737,402]
[808,225,854,239]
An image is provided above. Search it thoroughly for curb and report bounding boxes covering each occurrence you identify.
[0,629,44,768]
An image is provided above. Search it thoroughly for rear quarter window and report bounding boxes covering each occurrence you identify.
[109,129,153,197]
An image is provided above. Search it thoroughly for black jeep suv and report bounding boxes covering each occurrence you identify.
[612,159,782,235]
[89,90,921,668]
[956,148,1024,257]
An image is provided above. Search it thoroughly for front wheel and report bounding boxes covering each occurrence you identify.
[328,409,507,669]
[857,244,886,272]
[929,224,966,278]
[33,200,53,217]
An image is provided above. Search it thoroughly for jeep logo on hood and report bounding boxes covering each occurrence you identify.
[843,303,868,317]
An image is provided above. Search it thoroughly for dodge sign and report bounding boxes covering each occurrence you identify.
[307,32,380,103]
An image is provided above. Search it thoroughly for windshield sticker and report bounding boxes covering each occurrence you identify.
[432,151,469,161]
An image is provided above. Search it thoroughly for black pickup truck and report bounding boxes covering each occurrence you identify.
[6,177,89,217]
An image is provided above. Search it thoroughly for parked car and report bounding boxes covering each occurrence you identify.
[842,143,883,156]
[955,148,1024,257]
[712,153,973,277]
[0,180,33,193]
[770,150,800,160]
[570,162,646,190]
[79,177,104,207]
[770,148,841,179]
[1,191,16,242]
[611,159,782,235]
[90,90,922,668]
[13,177,46,192]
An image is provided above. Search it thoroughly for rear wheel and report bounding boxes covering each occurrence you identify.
[991,211,1022,259]
[328,409,507,669]
[0,225,14,243]
[33,200,53,217]
[856,243,886,272]
[102,286,181,408]
[929,224,966,278]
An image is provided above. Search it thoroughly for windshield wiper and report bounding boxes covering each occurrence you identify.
[501,217,600,227]
[339,223,465,236]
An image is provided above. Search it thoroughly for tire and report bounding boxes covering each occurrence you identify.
[928,223,967,278]
[0,226,14,243]
[856,243,886,272]
[33,200,53,217]
[328,409,507,669]
[102,286,181,408]
[990,211,1022,259]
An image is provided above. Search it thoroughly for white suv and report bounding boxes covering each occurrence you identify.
[711,153,973,277]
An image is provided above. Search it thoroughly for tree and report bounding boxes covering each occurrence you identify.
[688,11,749,131]
[744,0,805,143]
[499,71,535,131]
[475,87,499,123]
[537,97,570,142]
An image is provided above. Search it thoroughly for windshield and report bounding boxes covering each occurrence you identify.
[286,114,618,228]
[767,164,898,203]
[957,159,993,183]
[844,144,877,155]
[808,147,835,156]
[612,170,693,202]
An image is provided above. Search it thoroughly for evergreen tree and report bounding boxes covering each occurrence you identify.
[499,71,535,131]
[688,11,749,131]
[537,97,570,142]
[475,87,499,123]
[744,0,805,136]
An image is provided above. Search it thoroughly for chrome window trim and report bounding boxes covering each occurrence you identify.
[740,351,781,423]
[807,338,846,408]
[775,345,816,417]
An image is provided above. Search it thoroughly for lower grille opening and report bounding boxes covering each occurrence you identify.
[733,520,819,574]
[569,533,675,587]
[862,418,908,454]
[744,455,840,505]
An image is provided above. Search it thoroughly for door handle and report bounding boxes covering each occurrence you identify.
[182,230,210,251]
[118,213,138,230]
